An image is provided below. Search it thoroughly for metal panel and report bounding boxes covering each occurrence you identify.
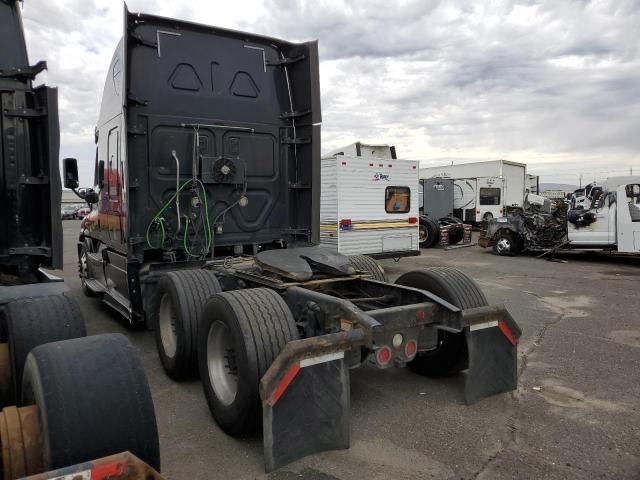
[422,178,454,219]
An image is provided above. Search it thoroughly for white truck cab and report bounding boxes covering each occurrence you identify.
[568,176,640,252]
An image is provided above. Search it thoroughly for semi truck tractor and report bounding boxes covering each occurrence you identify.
[1,2,160,478]
[67,7,522,472]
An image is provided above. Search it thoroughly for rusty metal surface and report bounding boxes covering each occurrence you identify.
[21,451,165,480]
[0,344,10,406]
[0,405,43,480]
[259,329,366,404]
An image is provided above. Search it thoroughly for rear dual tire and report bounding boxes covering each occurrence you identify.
[396,267,488,377]
[151,269,221,380]
[349,255,387,282]
[198,288,298,436]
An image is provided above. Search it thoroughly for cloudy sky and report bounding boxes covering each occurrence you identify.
[20,0,639,186]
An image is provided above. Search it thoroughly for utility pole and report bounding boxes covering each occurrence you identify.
[579,173,583,189]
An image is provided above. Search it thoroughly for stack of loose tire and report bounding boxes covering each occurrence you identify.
[0,294,160,479]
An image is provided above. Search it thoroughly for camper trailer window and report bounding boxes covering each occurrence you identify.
[480,187,501,206]
[626,184,640,222]
[385,186,410,213]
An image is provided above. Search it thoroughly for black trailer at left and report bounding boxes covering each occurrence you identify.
[63,6,523,473]
[0,2,161,479]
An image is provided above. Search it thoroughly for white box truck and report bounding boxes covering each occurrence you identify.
[320,155,420,258]
[420,160,528,217]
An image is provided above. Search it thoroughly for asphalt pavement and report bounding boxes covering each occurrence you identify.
[58,221,640,479]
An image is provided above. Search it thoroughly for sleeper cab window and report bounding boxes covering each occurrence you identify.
[385,186,410,214]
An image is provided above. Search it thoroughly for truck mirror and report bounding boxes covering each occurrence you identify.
[63,158,79,189]
[98,160,105,189]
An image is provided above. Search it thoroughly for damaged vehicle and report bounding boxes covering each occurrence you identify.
[480,179,640,256]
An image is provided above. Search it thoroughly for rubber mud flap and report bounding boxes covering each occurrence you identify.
[263,357,350,472]
[464,306,522,405]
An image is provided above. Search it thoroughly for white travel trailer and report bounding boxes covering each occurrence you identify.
[420,160,528,213]
[320,155,420,258]
[453,177,506,223]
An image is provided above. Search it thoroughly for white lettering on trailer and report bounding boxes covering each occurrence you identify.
[469,320,499,331]
[300,351,345,368]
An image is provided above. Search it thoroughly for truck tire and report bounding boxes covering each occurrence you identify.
[493,233,517,256]
[151,269,221,380]
[395,267,488,377]
[419,217,440,248]
[5,295,86,405]
[349,255,387,282]
[199,288,298,436]
[21,334,160,471]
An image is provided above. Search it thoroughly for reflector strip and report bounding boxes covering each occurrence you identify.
[50,472,90,480]
[469,320,498,331]
[300,351,344,368]
[498,321,518,345]
[267,364,300,407]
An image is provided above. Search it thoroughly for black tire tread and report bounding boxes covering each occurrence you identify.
[348,255,387,282]
[396,267,488,377]
[154,269,221,380]
[21,334,160,471]
[6,294,86,404]
[200,288,298,435]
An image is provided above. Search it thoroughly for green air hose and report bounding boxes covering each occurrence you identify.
[146,178,213,258]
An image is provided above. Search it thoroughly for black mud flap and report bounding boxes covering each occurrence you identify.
[260,330,366,472]
[462,305,522,405]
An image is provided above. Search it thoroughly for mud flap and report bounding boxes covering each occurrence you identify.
[260,330,366,472]
[463,306,521,405]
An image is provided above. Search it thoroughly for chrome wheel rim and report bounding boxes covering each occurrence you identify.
[419,225,428,243]
[207,321,238,406]
[79,250,88,286]
[158,293,178,358]
[496,237,511,254]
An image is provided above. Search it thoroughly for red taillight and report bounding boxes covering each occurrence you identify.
[405,340,417,359]
[415,310,425,321]
[408,217,417,224]
[375,346,392,367]
[339,218,352,230]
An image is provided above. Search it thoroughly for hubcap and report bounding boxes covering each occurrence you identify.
[496,237,511,253]
[207,321,238,406]
[419,225,428,242]
[158,294,178,358]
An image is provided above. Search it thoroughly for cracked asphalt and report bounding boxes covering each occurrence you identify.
[59,223,640,479]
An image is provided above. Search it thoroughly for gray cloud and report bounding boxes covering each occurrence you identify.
[17,0,640,184]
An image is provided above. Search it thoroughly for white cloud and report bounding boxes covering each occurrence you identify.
[18,0,640,185]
